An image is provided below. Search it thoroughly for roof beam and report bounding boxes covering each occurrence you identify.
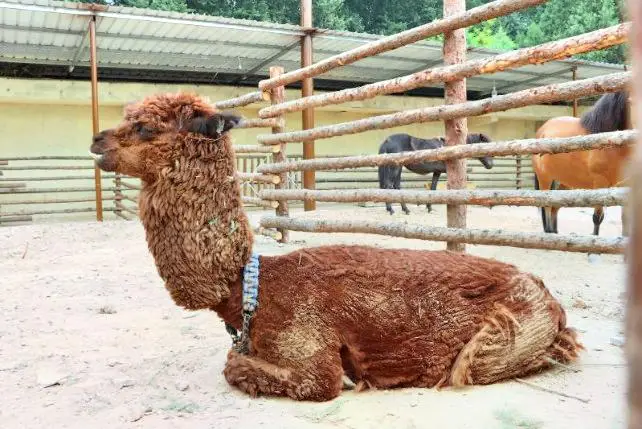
[0,23,427,67]
[235,40,301,83]
[483,66,574,96]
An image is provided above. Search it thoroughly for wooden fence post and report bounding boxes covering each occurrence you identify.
[269,66,289,243]
[443,0,468,252]
[89,16,103,222]
[114,172,123,218]
[301,0,316,211]
[515,155,522,189]
[627,1,642,427]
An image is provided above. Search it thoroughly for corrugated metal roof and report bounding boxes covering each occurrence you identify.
[0,0,627,96]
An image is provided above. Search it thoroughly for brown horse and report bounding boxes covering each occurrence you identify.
[532,91,632,237]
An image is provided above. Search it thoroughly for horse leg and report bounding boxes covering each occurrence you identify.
[380,166,398,215]
[536,176,556,234]
[395,171,410,215]
[550,207,560,234]
[622,204,629,237]
[426,172,441,213]
[592,206,605,236]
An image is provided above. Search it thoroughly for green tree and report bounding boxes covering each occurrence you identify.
[76,0,625,64]
[467,19,516,51]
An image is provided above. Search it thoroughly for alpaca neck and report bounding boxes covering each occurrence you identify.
[138,140,253,310]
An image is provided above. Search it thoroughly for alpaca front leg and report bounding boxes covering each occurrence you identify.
[223,350,343,401]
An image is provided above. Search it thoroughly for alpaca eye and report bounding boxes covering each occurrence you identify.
[135,124,155,140]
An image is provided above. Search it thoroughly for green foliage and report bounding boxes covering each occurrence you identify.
[467,19,516,51]
[81,0,626,65]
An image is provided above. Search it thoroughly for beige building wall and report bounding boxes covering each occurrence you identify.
[0,77,581,222]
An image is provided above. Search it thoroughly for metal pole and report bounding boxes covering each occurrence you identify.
[301,0,316,211]
[89,16,103,222]
[627,2,642,428]
[443,0,468,252]
[572,66,579,117]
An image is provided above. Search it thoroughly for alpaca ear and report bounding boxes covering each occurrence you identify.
[186,112,242,138]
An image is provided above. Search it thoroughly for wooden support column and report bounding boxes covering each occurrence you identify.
[89,16,103,222]
[269,66,289,243]
[628,1,642,428]
[443,0,468,252]
[301,0,316,211]
[572,66,579,117]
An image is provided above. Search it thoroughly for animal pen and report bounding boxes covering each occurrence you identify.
[209,0,634,256]
[1,0,630,255]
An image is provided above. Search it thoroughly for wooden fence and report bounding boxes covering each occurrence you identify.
[246,0,632,254]
[0,152,532,225]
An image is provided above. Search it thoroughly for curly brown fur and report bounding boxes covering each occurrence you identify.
[91,92,583,402]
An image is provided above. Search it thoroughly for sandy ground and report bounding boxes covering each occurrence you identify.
[0,203,628,429]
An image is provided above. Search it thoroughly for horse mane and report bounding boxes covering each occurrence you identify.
[580,91,630,133]
[466,133,492,144]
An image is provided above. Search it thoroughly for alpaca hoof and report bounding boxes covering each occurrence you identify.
[342,376,356,390]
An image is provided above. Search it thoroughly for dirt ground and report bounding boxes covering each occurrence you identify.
[0,203,628,429]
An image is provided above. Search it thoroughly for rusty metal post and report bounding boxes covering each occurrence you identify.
[89,16,103,222]
[270,66,289,243]
[301,0,316,211]
[572,66,579,117]
[628,2,642,428]
[443,0,468,252]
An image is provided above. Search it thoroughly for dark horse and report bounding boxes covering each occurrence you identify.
[533,90,632,236]
[378,133,494,215]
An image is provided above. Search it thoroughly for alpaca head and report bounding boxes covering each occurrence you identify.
[90,93,241,181]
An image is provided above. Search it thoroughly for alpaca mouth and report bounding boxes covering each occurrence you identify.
[89,152,104,163]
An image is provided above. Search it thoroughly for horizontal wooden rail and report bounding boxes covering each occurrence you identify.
[1,196,117,205]
[118,174,280,187]
[258,0,547,90]
[0,186,121,194]
[214,91,270,109]
[0,207,116,217]
[259,23,630,118]
[0,165,95,171]
[253,226,283,241]
[236,172,281,184]
[236,118,284,129]
[260,216,626,254]
[120,181,141,190]
[0,182,27,189]
[257,131,636,174]
[0,175,117,182]
[242,196,279,209]
[258,72,631,144]
[0,215,33,223]
[234,145,281,154]
[119,194,138,204]
[115,201,139,216]
[0,156,92,161]
[259,188,628,207]
[113,210,133,221]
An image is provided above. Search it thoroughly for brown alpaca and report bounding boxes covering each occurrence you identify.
[90,93,583,402]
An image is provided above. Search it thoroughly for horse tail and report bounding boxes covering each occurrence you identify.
[534,174,540,190]
[378,139,390,189]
